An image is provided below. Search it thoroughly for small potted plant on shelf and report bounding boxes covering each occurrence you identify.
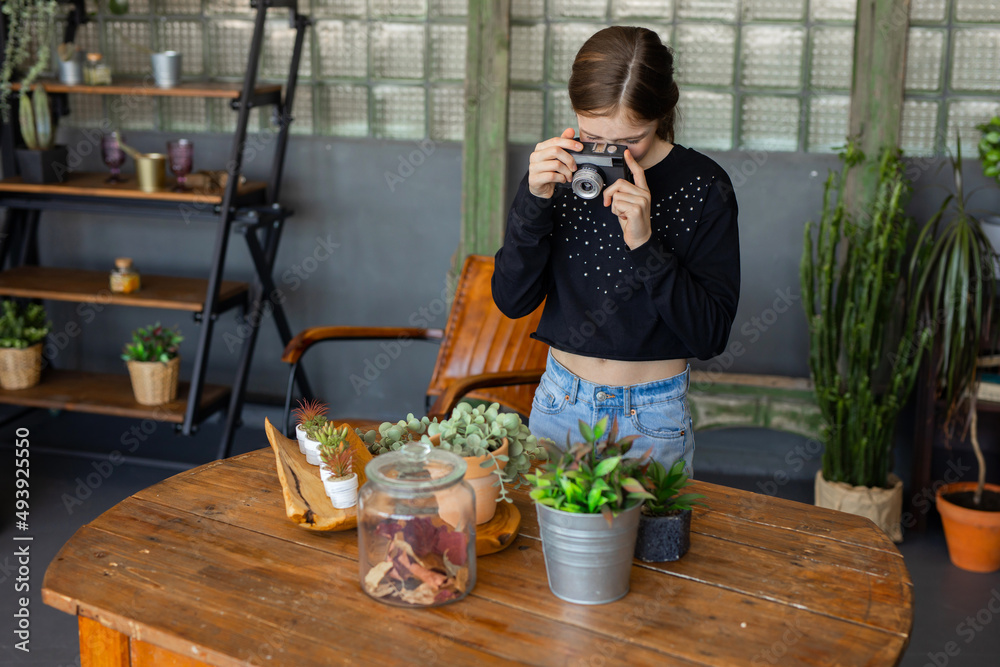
[916,138,1000,573]
[15,85,68,184]
[0,300,50,390]
[121,322,182,406]
[360,402,547,525]
[634,459,705,562]
[292,398,328,457]
[317,423,357,509]
[526,417,653,605]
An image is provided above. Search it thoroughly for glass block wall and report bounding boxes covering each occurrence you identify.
[49,0,1000,155]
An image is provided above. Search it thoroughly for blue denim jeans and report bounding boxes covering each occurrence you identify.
[528,351,696,474]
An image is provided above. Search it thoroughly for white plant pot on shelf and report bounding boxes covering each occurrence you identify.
[324,472,358,509]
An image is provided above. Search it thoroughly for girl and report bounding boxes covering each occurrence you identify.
[492,26,740,472]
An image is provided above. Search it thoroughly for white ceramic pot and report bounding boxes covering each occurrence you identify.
[302,433,323,466]
[295,423,308,455]
[324,472,358,509]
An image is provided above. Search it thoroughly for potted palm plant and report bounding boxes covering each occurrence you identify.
[917,139,1000,573]
[317,423,357,509]
[0,300,50,390]
[801,142,934,543]
[634,459,705,562]
[121,323,182,405]
[527,417,653,604]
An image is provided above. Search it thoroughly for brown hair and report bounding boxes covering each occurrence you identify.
[568,26,680,143]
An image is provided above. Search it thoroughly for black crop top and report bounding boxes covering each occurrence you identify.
[491,144,740,361]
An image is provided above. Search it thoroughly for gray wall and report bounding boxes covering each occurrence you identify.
[26,128,1000,426]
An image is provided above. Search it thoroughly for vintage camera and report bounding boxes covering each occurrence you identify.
[558,139,633,200]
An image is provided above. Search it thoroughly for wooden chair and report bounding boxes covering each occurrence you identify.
[280,254,549,434]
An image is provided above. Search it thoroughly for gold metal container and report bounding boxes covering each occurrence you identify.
[135,153,167,192]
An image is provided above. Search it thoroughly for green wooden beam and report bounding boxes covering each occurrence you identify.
[847,0,910,204]
[458,0,510,268]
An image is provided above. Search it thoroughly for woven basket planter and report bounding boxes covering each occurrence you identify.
[126,356,180,405]
[0,343,43,390]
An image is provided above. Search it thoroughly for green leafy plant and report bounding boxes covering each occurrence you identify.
[120,323,182,363]
[18,84,54,150]
[0,300,50,349]
[318,423,353,479]
[639,459,706,517]
[978,116,1000,186]
[293,398,329,436]
[800,142,934,489]
[0,0,59,121]
[359,402,547,503]
[912,138,999,506]
[527,417,653,524]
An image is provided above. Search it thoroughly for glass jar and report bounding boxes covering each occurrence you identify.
[110,257,140,293]
[358,442,476,607]
[84,53,112,85]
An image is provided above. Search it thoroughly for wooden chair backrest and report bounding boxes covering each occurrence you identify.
[425,255,548,417]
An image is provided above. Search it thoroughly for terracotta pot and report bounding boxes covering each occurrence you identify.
[814,471,903,543]
[126,356,180,405]
[462,439,509,525]
[936,482,1000,573]
[0,343,43,390]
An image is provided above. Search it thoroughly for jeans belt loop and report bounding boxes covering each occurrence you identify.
[567,376,579,405]
[624,386,631,414]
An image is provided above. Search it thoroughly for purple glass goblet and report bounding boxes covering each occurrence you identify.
[101,133,127,183]
[167,139,194,192]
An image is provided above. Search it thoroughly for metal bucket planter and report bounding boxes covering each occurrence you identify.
[535,502,642,604]
[634,509,692,562]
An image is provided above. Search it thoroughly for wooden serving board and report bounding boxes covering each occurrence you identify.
[264,417,372,531]
[263,417,520,554]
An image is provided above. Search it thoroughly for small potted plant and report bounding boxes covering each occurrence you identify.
[15,85,68,184]
[292,398,328,457]
[317,423,357,509]
[0,300,51,390]
[526,417,653,605]
[121,323,182,406]
[360,402,547,524]
[634,459,705,562]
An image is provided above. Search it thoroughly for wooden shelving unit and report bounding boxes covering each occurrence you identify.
[0,2,314,459]
[0,370,230,423]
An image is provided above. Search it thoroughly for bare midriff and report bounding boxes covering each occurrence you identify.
[550,349,687,386]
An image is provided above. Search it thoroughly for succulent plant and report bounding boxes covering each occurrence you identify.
[527,417,653,523]
[0,300,50,349]
[120,323,182,363]
[293,398,329,436]
[639,459,706,517]
[18,84,55,150]
[358,401,548,503]
[318,423,353,479]
[0,0,59,122]
[978,116,1000,185]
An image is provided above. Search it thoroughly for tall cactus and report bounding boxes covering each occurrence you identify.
[800,142,934,489]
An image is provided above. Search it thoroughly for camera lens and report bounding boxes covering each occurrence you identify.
[571,166,604,200]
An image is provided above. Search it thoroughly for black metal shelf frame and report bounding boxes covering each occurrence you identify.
[0,1,314,459]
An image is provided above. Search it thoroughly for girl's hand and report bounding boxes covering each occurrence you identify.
[527,128,583,199]
[604,149,652,249]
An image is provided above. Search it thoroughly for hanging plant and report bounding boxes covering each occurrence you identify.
[0,0,59,121]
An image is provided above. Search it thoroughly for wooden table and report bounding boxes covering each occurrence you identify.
[43,448,913,666]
